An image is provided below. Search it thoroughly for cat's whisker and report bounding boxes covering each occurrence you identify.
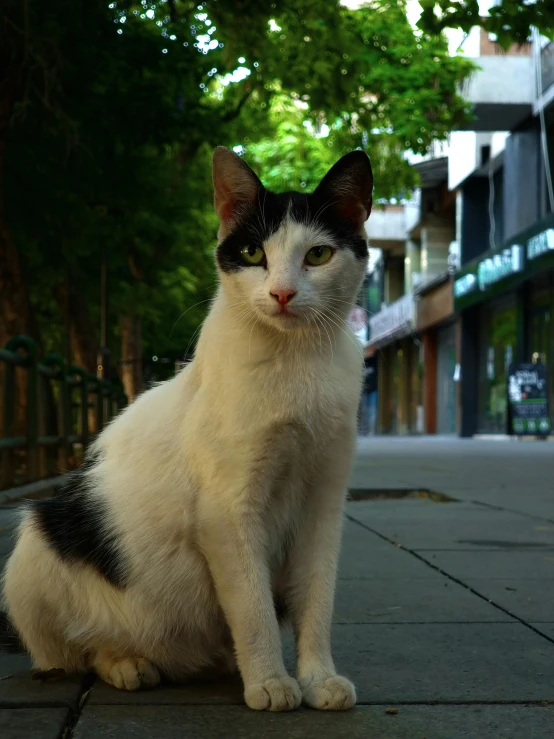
[312,197,340,223]
[308,308,324,356]
[311,308,335,367]
[170,298,216,337]
[324,311,364,359]
[183,323,204,360]
[248,314,260,361]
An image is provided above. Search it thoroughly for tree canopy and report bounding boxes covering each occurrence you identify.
[1,0,475,397]
[418,0,554,49]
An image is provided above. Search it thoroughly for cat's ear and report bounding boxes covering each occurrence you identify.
[314,150,373,233]
[212,147,263,236]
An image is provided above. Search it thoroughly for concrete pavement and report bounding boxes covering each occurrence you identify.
[1,436,554,737]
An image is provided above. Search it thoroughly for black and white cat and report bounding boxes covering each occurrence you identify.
[3,147,373,711]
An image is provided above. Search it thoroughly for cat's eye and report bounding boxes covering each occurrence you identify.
[240,245,265,265]
[305,245,334,266]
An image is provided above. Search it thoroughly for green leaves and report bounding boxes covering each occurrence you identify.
[418,0,554,50]
[4,0,478,363]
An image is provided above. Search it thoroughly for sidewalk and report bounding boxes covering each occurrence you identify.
[1,436,554,737]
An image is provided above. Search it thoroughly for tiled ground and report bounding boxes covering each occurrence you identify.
[1,437,554,737]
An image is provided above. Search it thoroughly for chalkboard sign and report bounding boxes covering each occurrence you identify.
[507,363,550,436]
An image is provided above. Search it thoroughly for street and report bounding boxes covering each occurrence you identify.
[1,437,554,738]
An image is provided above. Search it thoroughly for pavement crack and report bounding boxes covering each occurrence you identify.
[346,513,554,647]
[471,499,554,526]
[58,673,95,739]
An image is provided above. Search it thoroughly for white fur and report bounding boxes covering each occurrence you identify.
[3,213,366,711]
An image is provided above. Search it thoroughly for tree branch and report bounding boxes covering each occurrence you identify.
[167,0,179,24]
[223,86,253,123]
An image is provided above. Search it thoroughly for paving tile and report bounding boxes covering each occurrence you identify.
[347,504,554,551]
[418,550,554,579]
[329,623,554,703]
[339,525,440,580]
[84,622,554,707]
[73,704,554,739]
[88,675,244,706]
[0,670,86,709]
[461,579,554,622]
[0,707,70,739]
[0,652,32,679]
[333,578,511,624]
[532,624,554,640]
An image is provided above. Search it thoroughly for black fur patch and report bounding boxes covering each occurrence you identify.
[216,190,368,273]
[32,462,127,587]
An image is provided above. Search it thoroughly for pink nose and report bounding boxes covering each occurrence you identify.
[270,289,297,305]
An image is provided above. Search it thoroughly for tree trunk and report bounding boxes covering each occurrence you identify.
[1,9,57,482]
[57,279,99,373]
[0,130,35,348]
[0,68,36,447]
[120,314,142,403]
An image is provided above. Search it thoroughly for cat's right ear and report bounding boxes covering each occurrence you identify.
[213,147,262,238]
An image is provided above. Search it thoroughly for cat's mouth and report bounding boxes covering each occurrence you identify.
[274,309,299,322]
[259,304,304,329]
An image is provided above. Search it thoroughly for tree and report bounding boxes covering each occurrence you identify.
[418,0,554,49]
[2,0,474,406]
[220,0,475,198]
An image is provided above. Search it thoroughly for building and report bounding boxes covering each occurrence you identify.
[365,29,554,438]
[454,34,554,437]
[366,146,458,435]
[364,199,420,435]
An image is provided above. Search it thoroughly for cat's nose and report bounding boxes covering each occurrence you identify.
[270,289,297,305]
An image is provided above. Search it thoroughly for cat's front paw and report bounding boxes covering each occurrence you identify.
[244,676,302,711]
[300,674,356,710]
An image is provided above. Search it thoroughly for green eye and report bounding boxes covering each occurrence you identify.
[305,246,333,266]
[240,245,265,265]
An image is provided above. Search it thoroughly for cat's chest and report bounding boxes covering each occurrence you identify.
[228,354,353,428]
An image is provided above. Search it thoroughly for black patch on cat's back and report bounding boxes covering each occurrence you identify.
[216,189,367,273]
[32,462,127,587]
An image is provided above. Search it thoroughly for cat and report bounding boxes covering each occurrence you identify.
[3,146,373,712]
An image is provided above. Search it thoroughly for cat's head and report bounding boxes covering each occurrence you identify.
[212,147,372,333]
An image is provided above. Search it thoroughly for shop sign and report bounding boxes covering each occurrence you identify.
[477,244,523,290]
[369,294,414,345]
[507,362,551,437]
[453,272,477,298]
[527,228,554,261]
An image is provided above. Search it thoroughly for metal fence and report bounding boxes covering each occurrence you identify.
[0,336,127,490]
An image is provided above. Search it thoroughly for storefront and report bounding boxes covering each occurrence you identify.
[416,275,458,434]
[526,234,554,428]
[454,216,554,436]
[369,294,422,435]
[476,295,518,433]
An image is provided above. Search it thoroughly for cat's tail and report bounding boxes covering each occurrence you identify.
[0,610,26,654]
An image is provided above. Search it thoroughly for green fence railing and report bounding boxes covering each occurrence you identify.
[0,336,127,490]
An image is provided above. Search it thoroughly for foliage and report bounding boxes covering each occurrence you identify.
[418,0,554,49]
[2,0,475,367]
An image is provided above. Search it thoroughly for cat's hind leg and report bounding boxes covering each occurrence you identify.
[3,524,87,673]
[92,649,161,691]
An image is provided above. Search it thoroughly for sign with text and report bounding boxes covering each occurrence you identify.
[527,227,554,261]
[369,294,414,346]
[507,363,550,436]
[477,244,523,291]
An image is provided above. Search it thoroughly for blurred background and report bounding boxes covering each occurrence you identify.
[1,0,553,489]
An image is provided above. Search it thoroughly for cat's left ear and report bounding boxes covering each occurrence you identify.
[213,147,263,237]
[315,150,373,234]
